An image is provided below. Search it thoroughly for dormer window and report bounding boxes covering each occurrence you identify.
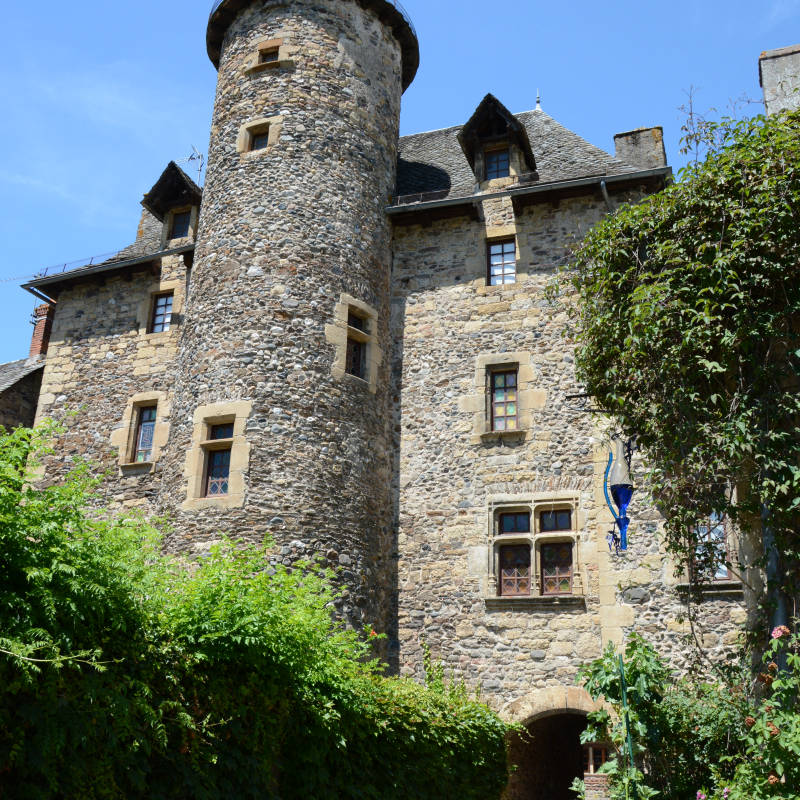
[485,148,510,180]
[170,210,192,240]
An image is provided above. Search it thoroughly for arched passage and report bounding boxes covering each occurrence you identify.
[505,712,588,800]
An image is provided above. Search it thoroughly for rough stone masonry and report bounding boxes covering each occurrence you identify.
[7,3,792,798]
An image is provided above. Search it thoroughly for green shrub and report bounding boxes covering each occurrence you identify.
[0,423,510,799]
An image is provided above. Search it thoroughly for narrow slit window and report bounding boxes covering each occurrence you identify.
[150,293,174,333]
[499,545,531,596]
[541,509,572,532]
[542,543,573,595]
[583,745,608,775]
[485,148,510,180]
[252,131,270,151]
[346,337,365,379]
[499,512,530,534]
[134,407,157,463]
[491,370,518,431]
[170,211,192,240]
[488,240,516,285]
[259,47,280,64]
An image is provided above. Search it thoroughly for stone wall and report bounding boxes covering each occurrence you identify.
[0,366,43,430]
[32,253,188,506]
[389,189,747,710]
[155,0,408,636]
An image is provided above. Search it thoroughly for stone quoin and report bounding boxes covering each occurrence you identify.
[6,4,798,798]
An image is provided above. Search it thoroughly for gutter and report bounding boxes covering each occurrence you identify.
[386,166,672,216]
[23,244,195,291]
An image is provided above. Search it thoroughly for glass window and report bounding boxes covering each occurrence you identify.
[695,513,730,581]
[348,312,365,331]
[150,293,174,333]
[499,545,531,596]
[259,47,280,64]
[488,240,516,286]
[486,148,510,180]
[491,370,518,431]
[170,211,191,240]
[542,543,573,595]
[206,449,231,497]
[134,406,157,463]
[541,510,572,532]
[210,423,234,440]
[252,132,270,151]
[499,512,530,534]
[583,745,608,775]
[346,337,365,379]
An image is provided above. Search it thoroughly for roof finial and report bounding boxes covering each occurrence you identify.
[536,89,542,111]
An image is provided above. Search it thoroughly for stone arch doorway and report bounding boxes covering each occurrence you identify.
[505,712,588,800]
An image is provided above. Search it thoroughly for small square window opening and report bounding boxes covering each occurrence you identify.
[348,312,366,332]
[210,423,234,440]
[486,148,510,180]
[252,131,270,151]
[541,510,572,532]
[346,337,365,379]
[499,512,530,534]
[491,370,518,431]
[542,543,574,595]
[170,211,192,240]
[259,47,280,64]
[583,745,608,775]
[134,406,157,463]
[206,449,231,497]
[488,240,516,286]
[499,545,531,596]
[150,293,174,333]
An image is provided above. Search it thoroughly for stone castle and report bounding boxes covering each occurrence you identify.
[3,2,799,795]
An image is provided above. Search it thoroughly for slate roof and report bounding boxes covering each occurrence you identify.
[396,108,642,201]
[0,359,43,394]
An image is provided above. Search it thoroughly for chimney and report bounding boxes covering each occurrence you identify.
[29,304,54,358]
[614,127,667,170]
[760,44,800,115]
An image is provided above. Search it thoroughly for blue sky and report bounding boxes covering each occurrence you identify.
[0,0,797,364]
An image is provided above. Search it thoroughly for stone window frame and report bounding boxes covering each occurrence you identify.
[136,279,183,341]
[182,400,252,511]
[476,141,526,191]
[467,224,534,292]
[236,115,284,157]
[324,293,382,394]
[161,205,199,248]
[485,492,585,600]
[111,391,170,475]
[241,37,298,77]
[459,352,544,443]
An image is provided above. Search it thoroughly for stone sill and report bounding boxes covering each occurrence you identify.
[201,438,234,452]
[484,595,586,611]
[119,461,155,475]
[480,428,528,440]
[244,59,294,77]
[676,581,743,595]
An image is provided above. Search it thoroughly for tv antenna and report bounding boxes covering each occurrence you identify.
[176,145,205,185]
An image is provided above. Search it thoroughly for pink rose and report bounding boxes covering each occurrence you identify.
[771,626,791,639]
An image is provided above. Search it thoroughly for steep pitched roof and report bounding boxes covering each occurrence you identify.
[396,108,642,201]
[0,359,43,394]
[141,162,203,222]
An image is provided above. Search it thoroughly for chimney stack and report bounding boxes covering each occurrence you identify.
[614,127,667,170]
[760,44,800,115]
[29,304,54,358]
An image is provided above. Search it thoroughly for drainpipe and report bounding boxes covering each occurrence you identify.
[600,180,614,214]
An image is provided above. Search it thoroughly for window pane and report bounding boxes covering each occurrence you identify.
[542,543,573,595]
[499,512,530,534]
[499,545,531,596]
[488,240,516,286]
[486,148,510,180]
[135,407,157,462]
[492,371,518,431]
[541,510,571,531]
[346,337,365,379]
[170,211,191,239]
[207,448,231,497]
[210,423,234,440]
[253,133,270,150]
[150,293,174,333]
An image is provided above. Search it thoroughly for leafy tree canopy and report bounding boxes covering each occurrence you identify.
[562,109,800,630]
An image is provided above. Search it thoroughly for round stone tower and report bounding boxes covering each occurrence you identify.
[157,0,418,636]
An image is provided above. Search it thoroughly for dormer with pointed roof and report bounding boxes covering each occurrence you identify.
[457,94,538,188]
[141,162,203,248]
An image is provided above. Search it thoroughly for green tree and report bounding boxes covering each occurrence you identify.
[0,423,511,799]
[563,109,800,635]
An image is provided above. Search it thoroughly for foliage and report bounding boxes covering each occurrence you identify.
[577,632,800,800]
[0,423,511,799]
[558,108,800,626]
